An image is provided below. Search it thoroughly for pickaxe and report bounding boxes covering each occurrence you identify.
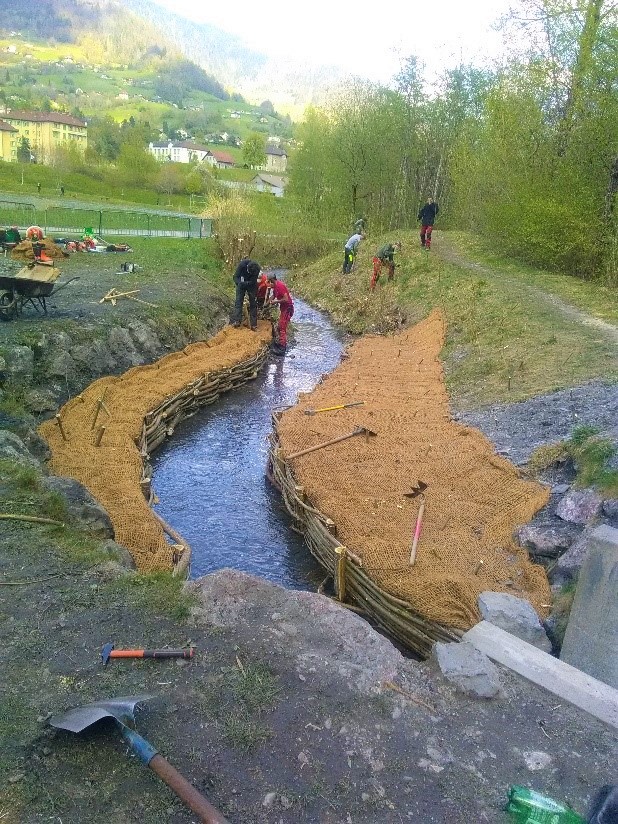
[404,481,428,565]
[287,426,377,460]
[304,401,364,416]
[101,643,194,666]
[49,695,228,823]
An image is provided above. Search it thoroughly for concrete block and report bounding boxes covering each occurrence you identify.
[560,525,618,689]
[478,591,552,652]
[464,621,618,730]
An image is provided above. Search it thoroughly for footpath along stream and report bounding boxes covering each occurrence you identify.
[151,296,346,587]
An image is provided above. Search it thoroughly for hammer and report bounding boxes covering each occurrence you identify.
[102,643,194,666]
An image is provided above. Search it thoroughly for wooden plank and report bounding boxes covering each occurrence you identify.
[464,621,618,731]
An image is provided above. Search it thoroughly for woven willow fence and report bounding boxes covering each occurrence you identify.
[268,413,462,657]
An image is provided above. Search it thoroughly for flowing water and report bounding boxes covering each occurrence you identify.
[151,296,345,589]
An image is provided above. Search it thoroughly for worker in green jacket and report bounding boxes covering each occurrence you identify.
[370,241,401,291]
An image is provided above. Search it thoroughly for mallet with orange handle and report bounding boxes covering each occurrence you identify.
[101,642,194,666]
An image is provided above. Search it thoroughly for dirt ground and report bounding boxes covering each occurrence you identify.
[1,522,615,824]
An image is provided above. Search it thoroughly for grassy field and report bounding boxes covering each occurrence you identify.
[290,230,618,408]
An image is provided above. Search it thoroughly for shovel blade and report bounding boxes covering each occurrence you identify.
[50,694,154,733]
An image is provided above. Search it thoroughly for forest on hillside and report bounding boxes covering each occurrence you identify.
[289,0,618,283]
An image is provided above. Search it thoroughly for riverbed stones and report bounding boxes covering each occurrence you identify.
[41,476,114,537]
[188,569,403,696]
[478,592,552,652]
[2,345,34,384]
[556,488,602,524]
[0,431,41,468]
[517,522,577,560]
[432,641,502,698]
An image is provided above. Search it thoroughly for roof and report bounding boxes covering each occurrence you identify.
[3,110,87,127]
[266,145,287,157]
[178,140,212,153]
[252,173,287,188]
[211,150,235,164]
[0,120,18,133]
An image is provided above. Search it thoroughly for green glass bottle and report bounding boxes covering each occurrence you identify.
[506,786,586,824]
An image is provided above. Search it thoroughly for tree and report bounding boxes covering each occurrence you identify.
[243,133,267,168]
[17,137,33,163]
[259,100,276,116]
[116,138,158,187]
[155,164,185,197]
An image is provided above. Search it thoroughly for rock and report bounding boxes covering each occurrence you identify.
[48,331,73,350]
[556,489,602,524]
[24,388,58,413]
[602,499,618,521]
[262,793,276,808]
[0,354,6,373]
[99,539,136,570]
[188,570,404,696]
[107,327,144,369]
[550,528,594,586]
[0,430,41,468]
[41,476,114,537]
[517,523,577,560]
[551,483,570,495]
[17,427,51,463]
[45,351,77,382]
[128,320,163,359]
[522,751,553,771]
[432,641,502,698]
[2,345,34,384]
[478,592,552,653]
[70,340,116,375]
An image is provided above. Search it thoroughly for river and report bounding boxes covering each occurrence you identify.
[151,296,345,589]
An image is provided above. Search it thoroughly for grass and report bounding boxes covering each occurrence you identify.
[529,425,618,495]
[104,571,195,622]
[290,229,618,408]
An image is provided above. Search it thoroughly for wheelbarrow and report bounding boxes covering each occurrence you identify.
[0,262,79,320]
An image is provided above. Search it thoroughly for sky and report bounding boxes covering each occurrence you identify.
[149,0,514,86]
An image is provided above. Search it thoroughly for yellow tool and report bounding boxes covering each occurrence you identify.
[304,401,364,416]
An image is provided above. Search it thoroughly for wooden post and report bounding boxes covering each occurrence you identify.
[95,425,106,447]
[55,414,67,442]
[335,546,347,602]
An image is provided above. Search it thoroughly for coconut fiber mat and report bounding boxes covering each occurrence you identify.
[40,323,272,571]
[276,310,551,630]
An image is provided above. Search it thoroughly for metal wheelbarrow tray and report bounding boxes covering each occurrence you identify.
[0,263,79,320]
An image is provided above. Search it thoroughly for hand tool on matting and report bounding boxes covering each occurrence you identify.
[101,643,194,666]
[49,695,229,824]
[287,426,377,460]
[304,401,365,416]
[404,481,428,566]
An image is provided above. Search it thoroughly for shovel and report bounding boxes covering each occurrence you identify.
[49,695,229,824]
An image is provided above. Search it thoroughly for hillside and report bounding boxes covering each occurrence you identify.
[1,0,343,113]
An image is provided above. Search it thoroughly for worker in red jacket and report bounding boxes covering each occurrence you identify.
[266,271,294,354]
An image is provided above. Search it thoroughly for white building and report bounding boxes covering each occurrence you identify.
[148,140,214,164]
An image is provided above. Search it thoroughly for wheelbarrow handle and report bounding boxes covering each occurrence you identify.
[121,726,229,823]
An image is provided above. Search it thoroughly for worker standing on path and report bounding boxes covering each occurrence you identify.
[266,271,294,355]
[343,232,365,274]
[417,197,439,249]
[370,241,402,291]
[232,257,261,330]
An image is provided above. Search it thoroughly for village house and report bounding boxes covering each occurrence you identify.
[148,140,214,164]
[0,110,87,163]
[264,144,287,173]
[210,150,235,169]
[0,120,18,162]
[251,173,287,197]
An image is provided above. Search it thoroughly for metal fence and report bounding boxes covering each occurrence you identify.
[0,200,212,239]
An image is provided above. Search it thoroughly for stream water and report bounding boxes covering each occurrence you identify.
[151,296,345,589]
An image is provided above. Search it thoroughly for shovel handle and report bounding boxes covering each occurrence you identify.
[121,727,229,824]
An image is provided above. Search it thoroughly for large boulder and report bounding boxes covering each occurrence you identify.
[550,528,594,586]
[478,592,552,653]
[556,489,602,524]
[2,345,34,384]
[45,351,77,382]
[24,388,59,414]
[517,522,578,561]
[432,641,502,698]
[602,499,618,522]
[107,327,144,369]
[48,331,73,351]
[0,431,41,468]
[128,320,163,359]
[99,539,136,570]
[41,476,114,537]
[70,340,116,375]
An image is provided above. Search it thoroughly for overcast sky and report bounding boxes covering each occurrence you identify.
[149,0,513,85]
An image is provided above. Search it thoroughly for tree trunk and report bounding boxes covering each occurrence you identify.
[604,154,618,220]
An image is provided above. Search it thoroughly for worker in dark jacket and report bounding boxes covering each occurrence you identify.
[417,197,439,249]
[232,257,261,330]
[370,241,401,291]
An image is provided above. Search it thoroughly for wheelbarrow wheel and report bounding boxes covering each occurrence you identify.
[0,290,17,321]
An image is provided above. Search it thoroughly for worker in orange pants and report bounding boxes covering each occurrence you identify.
[266,271,294,354]
[370,241,401,291]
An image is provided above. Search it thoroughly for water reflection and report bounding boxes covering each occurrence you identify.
[151,298,345,589]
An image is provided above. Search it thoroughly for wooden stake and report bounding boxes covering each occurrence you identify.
[95,426,106,447]
[409,497,425,565]
[335,545,347,602]
[55,414,67,442]
[91,387,109,430]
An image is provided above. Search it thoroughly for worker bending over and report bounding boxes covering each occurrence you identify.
[266,272,294,356]
[370,241,402,291]
[342,232,365,274]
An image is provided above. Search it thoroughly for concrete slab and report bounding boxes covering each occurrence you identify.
[464,621,618,731]
[560,524,618,688]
